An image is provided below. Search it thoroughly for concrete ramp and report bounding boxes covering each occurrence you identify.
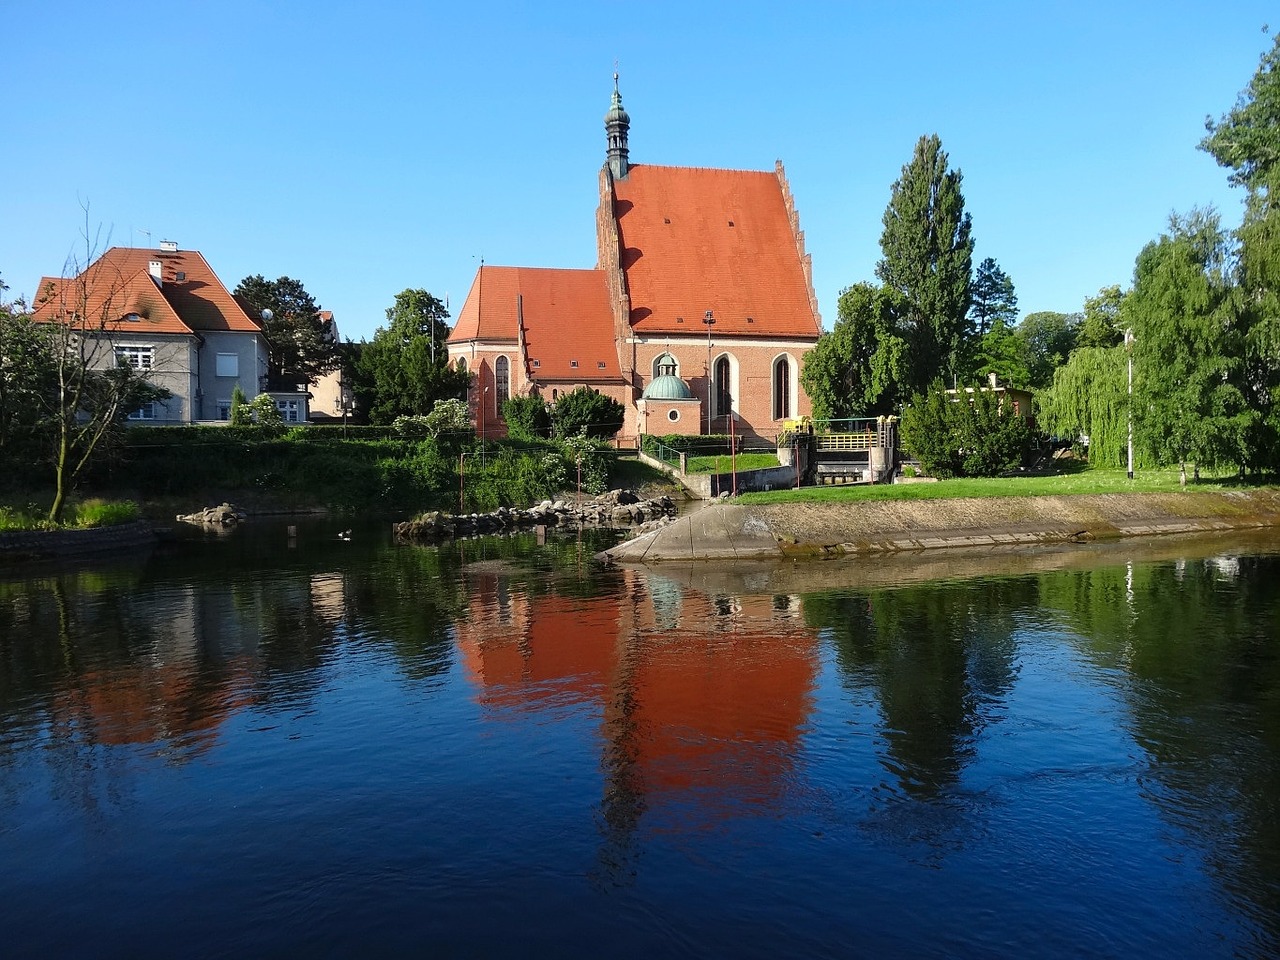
[600,503,783,563]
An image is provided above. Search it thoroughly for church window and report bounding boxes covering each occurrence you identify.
[714,356,731,418]
[495,356,510,405]
[773,356,792,421]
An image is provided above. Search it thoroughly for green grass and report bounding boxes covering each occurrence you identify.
[685,453,781,474]
[0,498,140,531]
[737,466,1267,505]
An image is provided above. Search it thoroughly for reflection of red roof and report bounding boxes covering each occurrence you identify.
[448,265,621,381]
[613,164,821,339]
[32,246,261,335]
[631,630,815,798]
[458,582,819,827]
[457,594,620,710]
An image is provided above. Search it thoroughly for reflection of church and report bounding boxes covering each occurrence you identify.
[447,78,822,444]
[453,567,818,846]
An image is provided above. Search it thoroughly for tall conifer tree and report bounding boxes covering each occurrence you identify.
[876,134,974,393]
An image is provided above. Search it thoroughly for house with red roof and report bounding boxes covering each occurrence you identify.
[31,242,304,423]
[447,79,822,443]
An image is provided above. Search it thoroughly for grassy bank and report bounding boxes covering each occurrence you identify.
[7,430,680,521]
[0,498,141,532]
[738,466,1268,505]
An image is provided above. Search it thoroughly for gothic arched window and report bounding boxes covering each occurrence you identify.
[714,356,731,419]
[773,356,792,421]
[495,356,510,407]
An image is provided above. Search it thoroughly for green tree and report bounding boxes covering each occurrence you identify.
[876,134,975,393]
[1201,32,1280,469]
[501,394,552,440]
[229,384,250,426]
[234,274,334,386]
[1015,310,1079,390]
[1129,209,1249,475]
[900,382,1033,478]
[800,282,905,419]
[354,288,470,425]
[551,386,625,440]
[1039,346,1129,466]
[971,317,1031,388]
[0,276,54,466]
[1078,285,1127,349]
[969,257,1018,337]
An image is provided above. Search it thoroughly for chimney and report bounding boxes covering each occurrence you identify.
[988,372,998,389]
[148,260,163,287]
[159,240,178,253]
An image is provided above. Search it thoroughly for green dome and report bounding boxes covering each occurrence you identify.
[643,374,694,401]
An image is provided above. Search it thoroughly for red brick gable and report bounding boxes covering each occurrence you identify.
[32,246,261,335]
[609,164,821,339]
[449,265,621,382]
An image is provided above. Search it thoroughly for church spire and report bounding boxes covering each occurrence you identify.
[605,72,630,180]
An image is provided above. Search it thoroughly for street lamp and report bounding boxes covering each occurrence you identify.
[1125,328,1135,480]
[702,310,715,435]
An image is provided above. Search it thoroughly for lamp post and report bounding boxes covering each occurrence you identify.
[702,310,715,435]
[1125,328,1135,480]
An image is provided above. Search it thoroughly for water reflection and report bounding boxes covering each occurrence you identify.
[2,524,1280,956]
[455,566,818,883]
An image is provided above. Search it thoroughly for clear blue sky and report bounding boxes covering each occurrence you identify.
[2,1,1273,341]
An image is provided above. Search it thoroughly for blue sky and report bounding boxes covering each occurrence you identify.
[2,1,1273,341]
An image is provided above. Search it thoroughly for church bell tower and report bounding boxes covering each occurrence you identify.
[605,73,630,180]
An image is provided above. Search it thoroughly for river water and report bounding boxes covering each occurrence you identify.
[2,520,1280,958]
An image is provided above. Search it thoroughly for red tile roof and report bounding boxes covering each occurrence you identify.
[449,265,621,381]
[32,246,261,336]
[612,164,820,339]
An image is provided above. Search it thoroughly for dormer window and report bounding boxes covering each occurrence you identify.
[532,359,541,368]
[123,313,141,323]
[570,360,579,368]
[597,361,606,369]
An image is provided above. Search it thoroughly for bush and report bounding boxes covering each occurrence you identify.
[900,383,1035,478]
[72,499,140,527]
[502,395,552,441]
[551,387,624,440]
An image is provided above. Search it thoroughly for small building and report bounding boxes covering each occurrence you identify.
[31,243,341,425]
[32,243,270,424]
[944,374,1036,426]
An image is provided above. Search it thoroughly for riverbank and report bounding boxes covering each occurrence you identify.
[600,489,1280,563]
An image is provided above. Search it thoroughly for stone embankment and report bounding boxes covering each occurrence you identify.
[600,489,1280,564]
[0,520,157,566]
[394,489,677,543]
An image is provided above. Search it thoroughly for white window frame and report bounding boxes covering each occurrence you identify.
[217,400,232,421]
[116,345,154,370]
[128,401,159,421]
[276,398,301,423]
[215,352,239,377]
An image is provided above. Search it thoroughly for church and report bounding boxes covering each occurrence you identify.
[446,79,822,444]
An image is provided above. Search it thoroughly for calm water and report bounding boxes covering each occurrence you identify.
[3,521,1280,958]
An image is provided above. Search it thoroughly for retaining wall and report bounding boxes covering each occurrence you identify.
[0,521,157,566]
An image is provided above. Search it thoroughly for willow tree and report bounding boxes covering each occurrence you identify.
[1128,209,1249,475]
[1201,32,1280,470]
[876,134,974,394]
[1038,346,1129,467]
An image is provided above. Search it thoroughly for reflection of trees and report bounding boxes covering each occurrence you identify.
[1041,555,1280,955]
[806,579,1031,799]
